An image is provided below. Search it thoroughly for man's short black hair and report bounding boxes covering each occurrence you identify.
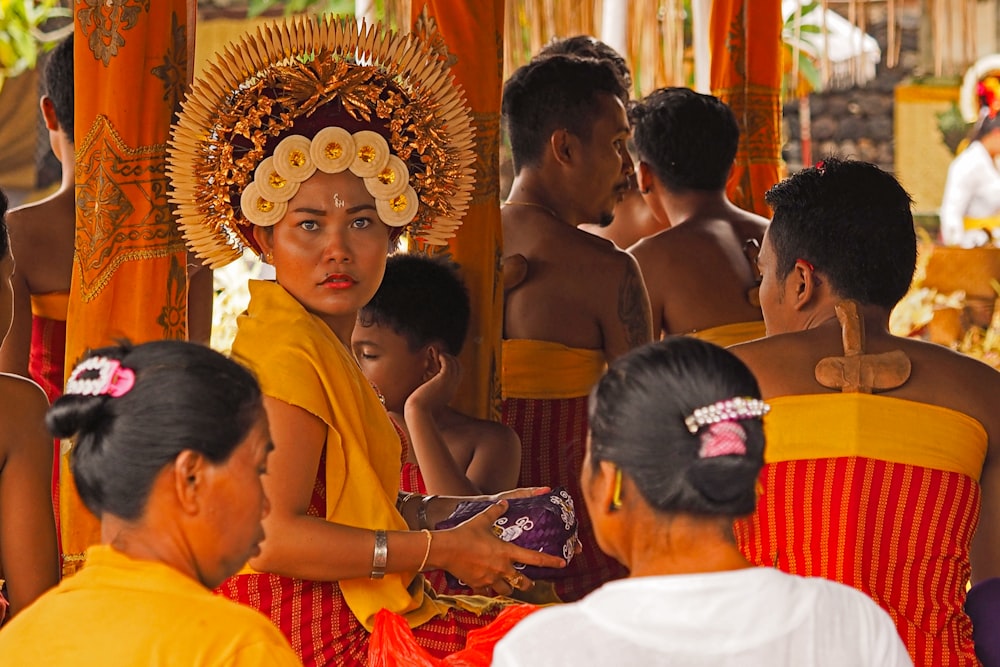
[502,54,628,174]
[43,34,74,142]
[535,35,632,96]
[629,87,738,192]
[765,158,916,310]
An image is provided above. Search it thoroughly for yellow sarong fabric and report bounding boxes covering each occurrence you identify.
[688,320,766,347]
[30,292,69,321]
[501,340,606,400]
[763,393,987,480]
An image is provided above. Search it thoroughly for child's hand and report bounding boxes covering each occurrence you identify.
[406,349,461,413]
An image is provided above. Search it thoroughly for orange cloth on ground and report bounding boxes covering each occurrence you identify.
[61,4,192,576]
[688,320,766,347]
[735,393,985,666]
[410,0,505,422]
[710,0,782,217]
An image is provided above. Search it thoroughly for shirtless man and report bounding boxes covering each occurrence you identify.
[500,54,651,602]
[628,88,769,345]
[0,35,75,400]
[729,158,1000,665]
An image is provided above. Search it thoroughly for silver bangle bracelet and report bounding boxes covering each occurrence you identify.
[371,529,388,579]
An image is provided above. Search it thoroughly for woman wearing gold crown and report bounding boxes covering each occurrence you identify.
[167,15,564,667]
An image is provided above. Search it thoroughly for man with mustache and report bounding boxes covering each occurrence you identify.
[500,54,652,602]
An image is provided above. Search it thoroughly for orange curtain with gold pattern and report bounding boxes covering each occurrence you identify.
[710,0,782,216]
[410,1,505,421]
[61,0,192,574]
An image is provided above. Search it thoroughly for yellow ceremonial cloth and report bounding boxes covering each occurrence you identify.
[763,394,987,480]
[0,545,299,665]
[231,280,455,631]
[501,339,606,399]
[30,291,69,321]
[688,320,766,347]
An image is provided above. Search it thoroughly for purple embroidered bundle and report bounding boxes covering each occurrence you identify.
[435,487,579,580]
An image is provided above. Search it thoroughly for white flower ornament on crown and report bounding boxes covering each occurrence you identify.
[239,130,416,228]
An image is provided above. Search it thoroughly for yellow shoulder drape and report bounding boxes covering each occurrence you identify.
[61,2,193,575]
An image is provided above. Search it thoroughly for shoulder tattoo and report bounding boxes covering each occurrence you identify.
[618,259,652,348]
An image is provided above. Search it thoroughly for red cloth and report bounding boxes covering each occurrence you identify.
[501,395,627,601]
[369,604,539,667]
[29,314,66,404]
[735,457,980,666]
[219,451,499,666]
[30,314,65,544]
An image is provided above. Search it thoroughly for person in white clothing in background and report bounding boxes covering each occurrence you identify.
[939,112,1000,247]
[492,337,912,667]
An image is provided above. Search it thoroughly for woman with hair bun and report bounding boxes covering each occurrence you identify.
[493,337,913,666]
[0,186,59,623]
[0,340,300,665]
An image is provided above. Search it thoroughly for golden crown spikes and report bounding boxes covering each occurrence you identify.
[167,15,476,269]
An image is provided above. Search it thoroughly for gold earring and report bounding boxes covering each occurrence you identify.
[610,467,624,511]
[264,252,274,264]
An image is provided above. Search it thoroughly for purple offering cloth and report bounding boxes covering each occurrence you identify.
[967,577,1000,667]
[435,487,580,580]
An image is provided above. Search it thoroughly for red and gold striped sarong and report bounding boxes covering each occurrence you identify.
[735,393,986,667]
[500,340,624,602]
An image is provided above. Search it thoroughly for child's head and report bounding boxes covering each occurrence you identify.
[354,253,470,412]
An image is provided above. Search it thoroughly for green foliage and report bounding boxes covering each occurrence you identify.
[247,0,356,19]
[0,0,71,77]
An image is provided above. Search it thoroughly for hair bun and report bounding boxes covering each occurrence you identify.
[46,393,111,440]
[685,457,761,513]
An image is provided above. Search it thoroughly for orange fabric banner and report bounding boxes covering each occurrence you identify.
[410,1,505,420]
[61,1,192,574]
[710,0,783,217]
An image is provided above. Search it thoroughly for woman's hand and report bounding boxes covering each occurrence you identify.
[428,501,566,596]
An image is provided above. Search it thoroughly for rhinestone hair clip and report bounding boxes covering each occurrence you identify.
[684,397,770,434]
[65,356,136,398]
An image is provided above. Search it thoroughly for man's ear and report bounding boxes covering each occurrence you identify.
[791,259,818,310]
[173,450,205,515]
[40,96,60,131]
[421,344,441,381]
[549,128,575,167]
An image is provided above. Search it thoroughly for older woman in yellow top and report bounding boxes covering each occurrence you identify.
[0,340,300,664]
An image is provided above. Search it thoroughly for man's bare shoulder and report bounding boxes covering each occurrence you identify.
[7,192,76,247]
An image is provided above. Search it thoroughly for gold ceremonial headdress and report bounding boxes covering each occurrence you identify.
[167,16,475,268]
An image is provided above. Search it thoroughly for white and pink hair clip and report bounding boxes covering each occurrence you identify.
[65,356,136,398]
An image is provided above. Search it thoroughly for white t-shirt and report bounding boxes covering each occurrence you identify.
[939,140,1000,246]
[492,567,912,666]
